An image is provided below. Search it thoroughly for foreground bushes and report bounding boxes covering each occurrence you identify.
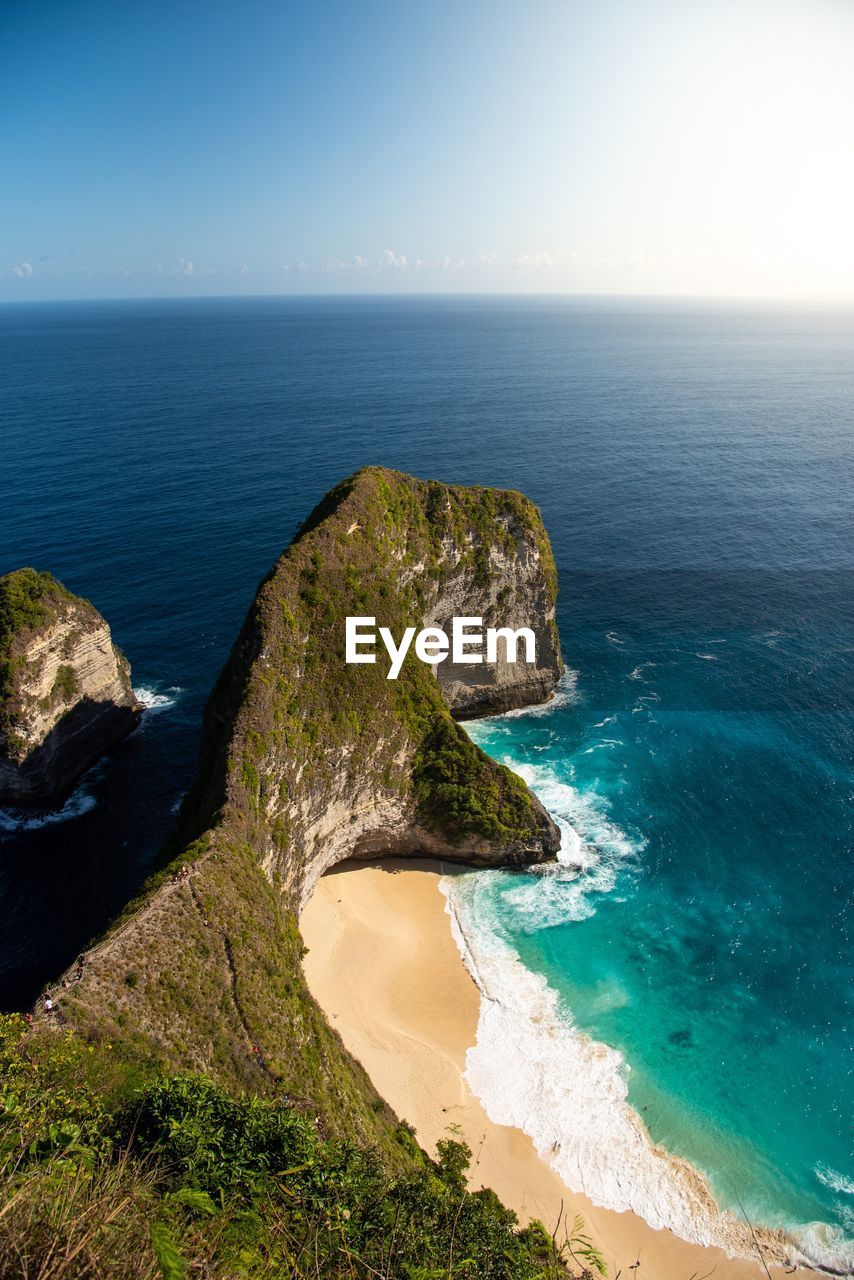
[0,1016,605,1279]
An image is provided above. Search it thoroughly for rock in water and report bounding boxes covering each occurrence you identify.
[0,568,141,808]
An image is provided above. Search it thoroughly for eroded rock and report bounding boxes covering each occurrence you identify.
[0,569,141,807]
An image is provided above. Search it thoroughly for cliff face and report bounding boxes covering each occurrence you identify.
[0,569,141,808]
[52,470,564,1148]
[207,467,563,905]
[428,518,563,719]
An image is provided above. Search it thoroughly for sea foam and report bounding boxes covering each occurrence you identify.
[442,884,722,1235]
[459,749,641,931]
[454,694,854,1272]
[441,879,854,1271]
[816,1165,854,1198]
[134,684,183,711]
[0,781,97,833]
[497,669,579,718]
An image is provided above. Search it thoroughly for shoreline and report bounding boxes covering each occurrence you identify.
[301,858,814,1280]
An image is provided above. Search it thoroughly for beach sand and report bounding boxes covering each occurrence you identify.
[301,858,810,1280]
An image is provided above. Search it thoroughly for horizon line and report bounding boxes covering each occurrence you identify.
[2,289,854,308]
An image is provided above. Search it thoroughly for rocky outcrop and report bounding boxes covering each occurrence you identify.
[203,467,564,905]
[50,469,564,1100]
[0,569,141,807]
[428,516,563,719]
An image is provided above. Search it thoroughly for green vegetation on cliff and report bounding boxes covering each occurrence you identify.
[0,569,78,744]
[0,567,138,800]
[205,465,559,857]
[0,569,75,647]
[0,1015,605,1278]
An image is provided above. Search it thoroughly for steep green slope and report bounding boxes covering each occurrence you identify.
[0,1013,603,1279]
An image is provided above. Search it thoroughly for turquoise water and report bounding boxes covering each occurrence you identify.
[457,569,853,1263]
[0,296,850,1261]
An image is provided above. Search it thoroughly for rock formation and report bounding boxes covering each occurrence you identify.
[199,466,564,904]
[49,469,564,1111]
[0,568,141,807]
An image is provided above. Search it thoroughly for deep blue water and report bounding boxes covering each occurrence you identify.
[0,296,851,1250]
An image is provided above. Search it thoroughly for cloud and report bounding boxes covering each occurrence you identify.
[513,249,556,270]
[169,257,214,278]
[413,254,464,272]
[311,255,372,274]
[512,249,589,271]
[11,262,33,278]
[321,256,369,273]
[239,263,249,276]
[281,251,469,277]
[281,251,474,277]
[479,252,497,268]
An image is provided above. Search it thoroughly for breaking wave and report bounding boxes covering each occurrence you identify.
[441,882,854,1272]
[0,682,182,834]
[134,684,183,712]
[498,669,579,718]
[0,781,97,833]
[505,760,640,928]
[817,1165,854,1198]
[454,687,854,1272]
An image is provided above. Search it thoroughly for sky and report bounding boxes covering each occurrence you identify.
[2,0,853,301]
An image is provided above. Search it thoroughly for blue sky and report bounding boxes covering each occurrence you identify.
[3,0,853,300]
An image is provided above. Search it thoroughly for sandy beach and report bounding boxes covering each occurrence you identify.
[301,858,811,1280]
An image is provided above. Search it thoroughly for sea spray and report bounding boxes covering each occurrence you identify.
[134,684,184,712]
[442,878,726,1235]
[458,749,641,930]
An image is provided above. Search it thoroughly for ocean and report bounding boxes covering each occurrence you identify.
[0,296,851,1264]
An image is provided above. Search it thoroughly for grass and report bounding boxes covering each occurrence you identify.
[215,466,560,854]
[0,1015,606,1280]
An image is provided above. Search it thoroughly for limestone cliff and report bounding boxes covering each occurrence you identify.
[196,466,563,904]
[50,470,563,1146]
[0,569,141,808]
[426,494,563,719]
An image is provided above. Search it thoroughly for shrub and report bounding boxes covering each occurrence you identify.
[0,1019,603,1278]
